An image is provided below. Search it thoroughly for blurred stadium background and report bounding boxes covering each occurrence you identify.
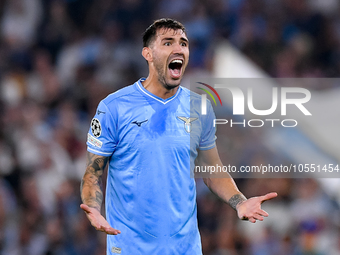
[0,0,340,254]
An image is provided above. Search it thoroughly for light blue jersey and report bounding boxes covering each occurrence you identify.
[87,78,216,254]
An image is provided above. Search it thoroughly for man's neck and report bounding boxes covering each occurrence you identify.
[141,75,179,99]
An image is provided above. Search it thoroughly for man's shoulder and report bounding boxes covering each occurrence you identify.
[180,86,201,99]
[180,86,205,103]
[102,82,139,106]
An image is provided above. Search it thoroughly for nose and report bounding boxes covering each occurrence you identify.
[172,42,185,55]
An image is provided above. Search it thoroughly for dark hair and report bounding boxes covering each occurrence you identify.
[142,18,186,47]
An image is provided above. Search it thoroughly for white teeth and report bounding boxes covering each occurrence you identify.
[171,59,183,64]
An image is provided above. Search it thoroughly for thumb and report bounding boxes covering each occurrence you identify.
[80,204,92,213]
[260,192,278,203]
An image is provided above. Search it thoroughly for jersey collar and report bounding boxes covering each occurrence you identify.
[136,78,181,105]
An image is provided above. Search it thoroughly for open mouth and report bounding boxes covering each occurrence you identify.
[168,59,183,79]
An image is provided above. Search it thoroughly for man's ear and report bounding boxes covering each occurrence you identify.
[142,47,152,63]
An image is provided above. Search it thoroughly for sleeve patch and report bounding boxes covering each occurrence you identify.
[91,118,102,137]
[87,133,103,148]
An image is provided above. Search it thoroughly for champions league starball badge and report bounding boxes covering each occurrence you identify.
[91,118,102,137]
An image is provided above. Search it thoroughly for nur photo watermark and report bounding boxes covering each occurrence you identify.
[190,78,340,179]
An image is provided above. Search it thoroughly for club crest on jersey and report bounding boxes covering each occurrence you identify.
[91,118,102,137]
[177,116,198,133]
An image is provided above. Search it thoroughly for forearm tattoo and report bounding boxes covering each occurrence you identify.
[81,153,108,211]
[228,193,247,210]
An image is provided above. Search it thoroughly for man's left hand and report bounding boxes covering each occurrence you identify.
[236,192,278,223]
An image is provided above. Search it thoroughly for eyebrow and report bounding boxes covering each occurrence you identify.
[162,37,189,43]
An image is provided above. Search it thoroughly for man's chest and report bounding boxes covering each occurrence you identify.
[113,101,202,153]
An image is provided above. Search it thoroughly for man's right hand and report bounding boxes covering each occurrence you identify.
[80,204,121,235]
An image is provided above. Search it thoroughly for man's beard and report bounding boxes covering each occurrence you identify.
[154,57,180,90]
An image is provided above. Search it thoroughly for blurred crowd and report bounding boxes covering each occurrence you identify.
[0,0,340,254]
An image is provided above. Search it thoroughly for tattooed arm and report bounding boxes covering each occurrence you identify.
[80,152,121,235]
[81,153,107,210]
[197,147,277,223]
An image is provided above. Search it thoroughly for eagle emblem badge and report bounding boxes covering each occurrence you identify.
[177,117,198,133]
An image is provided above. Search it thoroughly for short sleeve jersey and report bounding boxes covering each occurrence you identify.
[87,78,216,254]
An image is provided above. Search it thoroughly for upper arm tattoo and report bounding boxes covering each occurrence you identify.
[81,153,109,211]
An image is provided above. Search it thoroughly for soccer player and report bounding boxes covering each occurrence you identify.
[80,18,277,254]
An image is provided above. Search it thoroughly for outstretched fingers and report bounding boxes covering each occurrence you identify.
[92,218,121,235]
[253,213,264,221]
[242,211,266,222]
[257,209,269,217]
[248,217,256,223]
[237,192,277,223]
[80,204,121,235]
[103,226,121,235]
[97,223,121,235]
